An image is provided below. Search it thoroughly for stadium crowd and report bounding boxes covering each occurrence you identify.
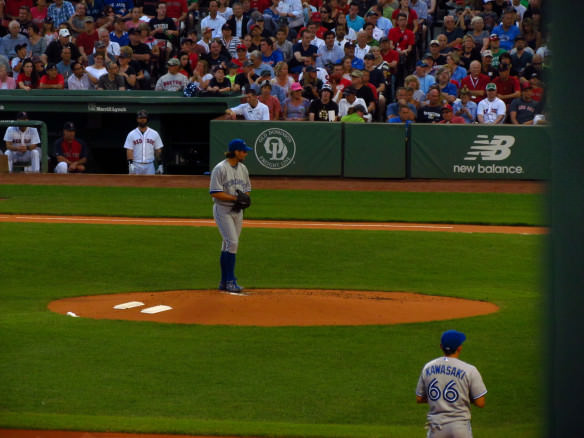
[0,0,547,124]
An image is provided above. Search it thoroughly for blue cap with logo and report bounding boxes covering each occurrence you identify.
[441,330,466,354]
[228,138,253,152]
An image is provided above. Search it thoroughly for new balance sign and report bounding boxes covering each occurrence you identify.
[454,134,523,175]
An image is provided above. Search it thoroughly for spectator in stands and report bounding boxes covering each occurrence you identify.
[413,60,435,94]
[17,59,40,90]
[155,57,188,91]
[460,60,489,104]
[341,104,367,123]
[150,2,178,57]
[45,28,81,64]
[460,34,481,69]
[204,40,231,69]
[221,23,242,58]
[56,46,74,84]
[226,2,249,38]
[427,39,446,66]
[493,62,520,105]
[201,0,227,39]
[334,21,352,49]
[386,86,416,120]
[509,34,532,75]
[388,12,415,75]
[3,112,41,173]
[274,26,294,63]
[207,65,232,94]
[299,65,321,100]
[47,0,75,27]
[492,8,520,51]
[391,0,418,33]
[31,0,49,26]
[118,47,139,89]
[232,43,250,70]
[338,86,368,119]
[438,103,465,124]
[260,37,283,66]
[363,52,387,119]
[435,66,457,104]
[350,69,376,116]
[486,33,504,68]
[178,51,193,78]
[519,17,541,52]
[509,82,540,125]
[480,49,496,80]
[110,16,129,47]
[27,23,47,60]
[466,15,489,50]
[282,82,310,120]
[453,86,477,123]
[445,51,466,84]
[417,86,443,123]
[231,59,255,93]
[308,84,338,121]
[317,30,344,68]
[125,7,146,30]
[521,53,542,85]
[258,80,281,120]
[197,27,213,54]
[354,30,371,61]
[97,26,121,61]
[128,27,152,86]
[1,21,29,59]
[289,29,318,74]
[388,103,415,123]
[477,82,506,124]
[271,60,293,102]
[404,75,425,107]
[338,43,364,70]
[249,49,273,77]
[191,59,213,90]
[85,52,108,87]
[68,2,88,37]
[67,61,91,89]
[225,88,270,120]
[97,61,125,89]
[442,14,463,48]
[10,44,29,75]
[54,121,88,174]
[346,2,365,33]
[33,56,46,78]
[0,64,17,89]
[106,0,133,18]
[77,16,99,61]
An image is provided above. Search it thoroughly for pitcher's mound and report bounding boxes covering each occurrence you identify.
[48,289,498,326]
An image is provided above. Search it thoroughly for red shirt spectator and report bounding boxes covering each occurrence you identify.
[162,0,188,20]
[460,60,490,103]
[250,0,270,13]
[77,29,99,57]
[391,7,418,31]
[388,22,415,51]
[493,68,520,105]
[6,0,33,19]
[40,72,65,87]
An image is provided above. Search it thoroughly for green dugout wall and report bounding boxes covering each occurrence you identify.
[410,125,551,180]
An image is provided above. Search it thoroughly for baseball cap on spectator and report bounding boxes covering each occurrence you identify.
[486,82,497,91]
[459,86,470,95]
[228,138,253,152]
[364,53,375,60]
[344,42,355,48]
[305,66,316,73]
[379,36,389,43]
[353,104,366,113]
[250,24,260,32]
[64,121,76,131]
[441,330,466,354]
[46,63,57,70]
[95,40,106,48]
[31,55,42,64]
[59,28,71,38]
[260,69,271,76]
[320,83,332,94]
[416,60,427,67]
[290,82,302,91]
[365,10,378,16]
[236,44,247,50]
[489,33,499,41]
[260,80,271,88]
[203,27,213,33]
[167,57,180,66]
[250,10,262,21]
[85,16,94,23]
[16,112,29,120]
[429,39,439,46]
[452,43,462,50]
[221,23,231,30]
[441,104,453,112]
[311,12,321,22]
[243,59,254,67]
[482,50,493,57]
[343,86,356,95]
[350,70,363,78]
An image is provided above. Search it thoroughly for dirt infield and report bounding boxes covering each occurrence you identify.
[48,289,499,327]
[0,173,545,193]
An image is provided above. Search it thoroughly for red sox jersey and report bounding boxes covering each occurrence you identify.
[3,126,40,147]
[55,138,87,162]
[416,356,487,427]
[123,127,164,163]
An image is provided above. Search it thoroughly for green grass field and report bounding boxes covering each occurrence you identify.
[0,184,546,438]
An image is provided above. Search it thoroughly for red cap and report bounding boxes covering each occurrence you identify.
[236,44,247,50]
[441,104,453,112]
[311,12,322,22]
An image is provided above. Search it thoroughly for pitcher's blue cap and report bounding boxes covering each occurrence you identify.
[228,138,252,152]
[441,330,466,354]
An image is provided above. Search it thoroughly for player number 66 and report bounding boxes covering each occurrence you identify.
[428,379,460,403]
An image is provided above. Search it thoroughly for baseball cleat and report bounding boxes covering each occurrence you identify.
[225,280,244,294]
[218,281,226,291]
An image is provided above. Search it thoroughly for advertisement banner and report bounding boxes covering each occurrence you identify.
[210,121,342,176]
[343,123,406,178]
[410,125,551,180]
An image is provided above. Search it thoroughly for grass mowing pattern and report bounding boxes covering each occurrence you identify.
[0,184,545,226]
[0,222,544,437]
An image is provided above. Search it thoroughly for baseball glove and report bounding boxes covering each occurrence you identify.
[232,190,251,212]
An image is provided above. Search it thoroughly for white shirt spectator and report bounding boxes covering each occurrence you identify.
[477,97,506,124]
[316,44,344,68]
[200,15,227,39]
[85,65,107,84]
[229,101,270,120]
[67,73,91,90]
[354,44,370,60]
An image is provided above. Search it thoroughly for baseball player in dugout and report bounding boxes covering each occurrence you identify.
[3,112,41,173]
[124,110,164,175]
[209,138,252,294]
[54,122,88,174]
[416,330,487,438]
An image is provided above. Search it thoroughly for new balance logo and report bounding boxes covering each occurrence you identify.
[464,135,515,161]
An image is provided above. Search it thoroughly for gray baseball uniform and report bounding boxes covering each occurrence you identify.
[416,356,487,438]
